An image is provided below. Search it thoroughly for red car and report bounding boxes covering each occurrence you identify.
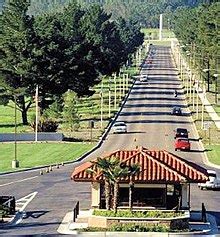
[175,138,191,151]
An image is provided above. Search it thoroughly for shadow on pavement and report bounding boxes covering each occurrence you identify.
[23,210,49,219]
[124,120,192,125]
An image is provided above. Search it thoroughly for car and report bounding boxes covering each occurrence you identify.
[140,75,148,82]
[174,138,190,151]
[174,128,189,139]
[171,107,182,116]
[112,122,127,134]
[198,170,220,190]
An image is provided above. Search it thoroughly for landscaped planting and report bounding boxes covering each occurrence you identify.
[93,209,185,218]
[81,223,170,232]
[80,222,189,232]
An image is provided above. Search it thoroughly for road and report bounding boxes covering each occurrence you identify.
[0,45,219,235]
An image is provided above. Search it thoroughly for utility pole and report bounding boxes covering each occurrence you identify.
[12,94,19,168]
[196,79,200,119]
[100,80,103,129]
[35,85,39,142]
[207,58,210,92]
[192,74,195,111]
[108,77,111,117]
[119,73,122,100]
[189,71,192,103]
[201,83,206,129]
[123,73,125,96]
[114,73,117,109]
[126,74,129,91]
[159,14,163,40]
[186,69,190,97]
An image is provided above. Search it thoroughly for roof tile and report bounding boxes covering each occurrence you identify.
[71,147,209,183]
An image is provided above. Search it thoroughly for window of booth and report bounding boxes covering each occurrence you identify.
[119,187,166,207]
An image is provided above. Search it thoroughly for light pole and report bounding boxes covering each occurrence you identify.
[201,82,206,129]
[100,79,103,129]
[203,60,210,92]
[203,69,219,104]
[122,73,125,96]
[108,77,112,118]
[12,95,19,168]
[35,85,39,142]
[213,74,219,104]
[114,73,117,109]
[196,79,200,120]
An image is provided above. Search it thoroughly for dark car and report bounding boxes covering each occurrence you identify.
[175,138,191,151]
[174,128,189,139]
[171,107,182,116]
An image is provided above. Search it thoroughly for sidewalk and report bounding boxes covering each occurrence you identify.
[56,209,219,236]
[198,87,220,129]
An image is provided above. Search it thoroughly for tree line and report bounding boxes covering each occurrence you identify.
[0,0,144,125]
[1,0,206,27]
[170,1,219,87]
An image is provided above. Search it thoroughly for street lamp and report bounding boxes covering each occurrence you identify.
[213,74,219,104]
[203,65,210,92]
[12,94,19,168]
[203,69,218,103]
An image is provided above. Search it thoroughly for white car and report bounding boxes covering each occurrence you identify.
[140,75,148,82]
[112,122,127,134]
[198,170,220,190]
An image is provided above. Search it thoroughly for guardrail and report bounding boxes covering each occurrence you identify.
[73,201,79,222]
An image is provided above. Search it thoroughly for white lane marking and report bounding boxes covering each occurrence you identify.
[16,191,38,212]
[0,176,38,187]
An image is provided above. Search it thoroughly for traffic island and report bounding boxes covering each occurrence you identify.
[87,210,190,231]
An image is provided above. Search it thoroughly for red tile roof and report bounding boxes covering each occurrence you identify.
[71,147,208,183]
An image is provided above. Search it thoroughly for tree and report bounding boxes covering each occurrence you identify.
[87,157,116,210]
[111,162,130,213]
[79,4,126,75]
[0,0,37,124]
[62,91,81,132]
[128,164,140,211]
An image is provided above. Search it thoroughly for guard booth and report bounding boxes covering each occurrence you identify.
[0,196,16,215]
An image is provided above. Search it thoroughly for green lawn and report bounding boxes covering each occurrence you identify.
[206,145,220,165]
[0,142,94,173]
[141,28,175,39]
[214,105,220,116]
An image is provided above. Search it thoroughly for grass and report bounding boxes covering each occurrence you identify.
[141,28,175,40]
[204,145,220,165]
[0,142,94,173]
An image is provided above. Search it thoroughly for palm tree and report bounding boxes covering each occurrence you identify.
[87,157,117,210]
[88,156,140,213]
[111,164,130,213]
[128,164,140,211]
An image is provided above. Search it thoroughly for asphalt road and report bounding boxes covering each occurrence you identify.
[0,45,219,235]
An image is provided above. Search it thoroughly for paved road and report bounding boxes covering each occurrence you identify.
[0,45,219,235]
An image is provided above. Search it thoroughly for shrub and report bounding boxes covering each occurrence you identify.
[80,223,170,232]
[30,119,58,132]
[93,209,184,218]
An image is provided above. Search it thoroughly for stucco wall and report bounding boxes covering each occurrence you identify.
[181,183,189,208]
[91,182,100,208]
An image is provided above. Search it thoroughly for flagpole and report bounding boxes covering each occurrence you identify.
[35,85,38,142]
